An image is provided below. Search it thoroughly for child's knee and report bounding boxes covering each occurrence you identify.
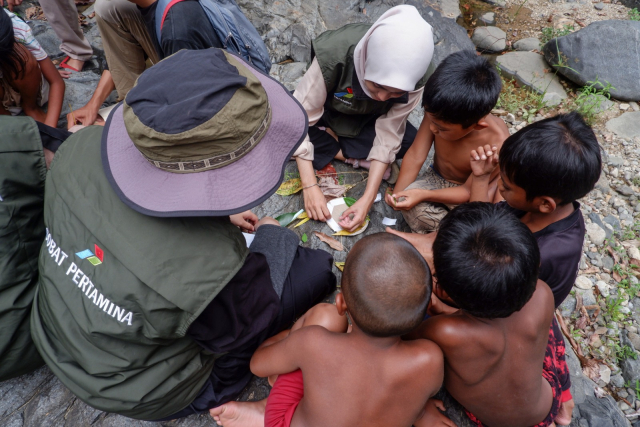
[256,216,280,228]
[301,303,347,333]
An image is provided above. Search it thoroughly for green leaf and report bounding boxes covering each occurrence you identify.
[275,209,304,227]
[344,197,357,207]
[301,233,308,243]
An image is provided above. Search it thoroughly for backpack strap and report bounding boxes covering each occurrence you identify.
[154,0,187,46]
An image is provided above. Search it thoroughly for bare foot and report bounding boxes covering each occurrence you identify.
[554,398,574,426]
[65,58,84,72]
[210,400,267,427]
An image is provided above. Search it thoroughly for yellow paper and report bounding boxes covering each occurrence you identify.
[335,262,345,272]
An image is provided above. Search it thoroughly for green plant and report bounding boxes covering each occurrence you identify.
[605,295,628,323]
[625,380,640,399]
[495,75,546,117]
[629,8,640,21]
[571,78,615,125]
[614,343,639,362]
[540,25,575,44]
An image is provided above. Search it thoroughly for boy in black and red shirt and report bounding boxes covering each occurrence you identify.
[469,111,602,307]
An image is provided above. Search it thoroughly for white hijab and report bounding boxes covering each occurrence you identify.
[353,5,434,97]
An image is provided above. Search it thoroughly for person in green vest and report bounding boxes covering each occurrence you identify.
[30,48,336,421]
[0,116,70,382]
[293,5,434,231]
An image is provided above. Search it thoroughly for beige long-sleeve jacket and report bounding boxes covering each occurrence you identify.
[292,58,424,164]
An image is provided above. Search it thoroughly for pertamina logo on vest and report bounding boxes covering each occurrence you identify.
[334,87,354,105]
[76,244,104,266]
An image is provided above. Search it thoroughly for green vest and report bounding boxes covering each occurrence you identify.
[0,116,46,381]
[31,127,248,420]
[312,23,430,138]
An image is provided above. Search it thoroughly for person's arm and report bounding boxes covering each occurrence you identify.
[37,58,65,127]
[469,145,499,202]
[0,0,22,11]
[67,70,116,128]
[250,325,322,378]
[392,112,434,195]
[293,59,332,221]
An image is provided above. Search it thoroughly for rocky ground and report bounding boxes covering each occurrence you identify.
[2,0,640,425]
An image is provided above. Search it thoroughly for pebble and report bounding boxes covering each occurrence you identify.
[629,246,640,260]
[586,223,607,246]
[628,332,640,351]
[597,281,610,297]
[594,2,605,9]
[621,103,631,111]
[600,364,612,384]
[575,275,594,290]
[619,401,631,411]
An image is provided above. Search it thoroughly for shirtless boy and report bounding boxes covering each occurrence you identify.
[210,233,446,427]
[386,50,509,233]
[411,202,574,427]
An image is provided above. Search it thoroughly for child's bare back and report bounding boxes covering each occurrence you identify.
[281,325,443,427]
[420,280,554,427]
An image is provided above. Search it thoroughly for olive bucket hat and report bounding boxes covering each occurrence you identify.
[102,48,307,217]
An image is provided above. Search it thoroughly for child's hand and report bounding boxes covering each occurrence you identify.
[414,399,457,427]
[229,210,258,232]
[388,189,424,210]
[338,198,370,231]
[470,145,498,177]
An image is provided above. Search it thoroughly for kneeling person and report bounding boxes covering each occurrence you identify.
[31,49,335,420]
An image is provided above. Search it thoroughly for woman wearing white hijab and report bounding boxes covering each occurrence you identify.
[292,5,434,231]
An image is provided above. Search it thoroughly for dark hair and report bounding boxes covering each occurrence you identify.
[341,233,431,337]
[0,11,29,82]
[433,203,539,319]
[500,112,602,205]
[422,50,502,128]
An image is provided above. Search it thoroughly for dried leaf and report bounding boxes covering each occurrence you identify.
[318,176,348,199]
[276,178,303,196]
[294,217,310,228]
[314,232,344,251]
[335,262,345,272]
[594,387,608,399]
[630,259,640,268]
[298,212,308,220]
[301,233,308,243]
[580,356,601,381]
[316,164,338,184]
[613,270,622,282]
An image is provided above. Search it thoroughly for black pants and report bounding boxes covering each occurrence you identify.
[308,117,418,170]
[36,122,71,153]
[158,247,336,420]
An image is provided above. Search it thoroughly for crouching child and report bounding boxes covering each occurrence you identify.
[211,233,445,427]
[411,203,574,427]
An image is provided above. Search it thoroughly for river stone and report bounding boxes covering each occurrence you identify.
[29,20,64,59]
[585,222,607,246]
[542,20,640,102]
[513,37,541,51]
[471,26,507,52]
[478,12,496,25]
[575,275,594,290]
[606,112,640,140]
[495,52,567,106]
[566,338,628,426]
[269,62,308,91]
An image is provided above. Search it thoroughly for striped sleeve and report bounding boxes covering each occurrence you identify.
[4,9,48,61]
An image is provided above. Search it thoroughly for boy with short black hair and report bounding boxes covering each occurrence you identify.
[470,112,602,307]
[210,233,446,427]
[412,203,573,427]
[387,49,509,233]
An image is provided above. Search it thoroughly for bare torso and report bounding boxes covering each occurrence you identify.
[433,114,509,184]
[292,331,443,427]
[424,281,555,427]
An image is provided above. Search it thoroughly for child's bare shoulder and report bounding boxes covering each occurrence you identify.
[422,314,482,347]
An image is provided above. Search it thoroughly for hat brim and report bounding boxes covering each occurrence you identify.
[102,54,308,217]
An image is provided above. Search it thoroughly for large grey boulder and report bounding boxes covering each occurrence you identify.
[606,112,640,140]
[542,20,640,102]
[471,26,507,52]
[566,342,629,427]
[29,20,64,59]
[238,0,473,69]
[495,52,567,106]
